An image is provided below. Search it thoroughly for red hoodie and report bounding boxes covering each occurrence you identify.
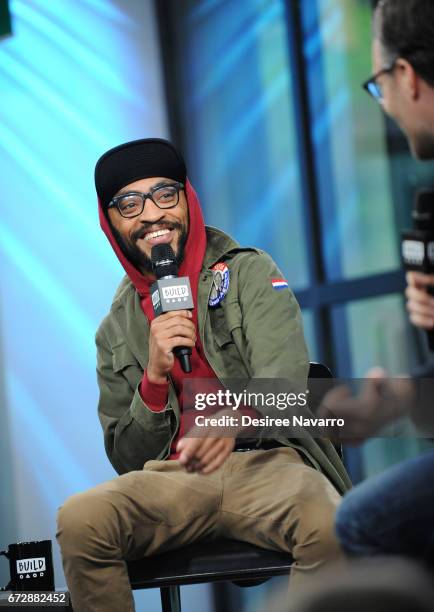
[99,180,219,459]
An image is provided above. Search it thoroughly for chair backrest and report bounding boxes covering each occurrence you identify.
[308,362,332,379]
[307,361,334,413]
[308,362,342,457]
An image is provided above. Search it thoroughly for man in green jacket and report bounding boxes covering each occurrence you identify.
[56,138,350,612]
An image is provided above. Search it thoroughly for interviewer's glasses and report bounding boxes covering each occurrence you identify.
[362,61,397,103]
[108,182,184,218]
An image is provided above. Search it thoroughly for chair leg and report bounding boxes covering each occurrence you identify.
[160,585,181,612]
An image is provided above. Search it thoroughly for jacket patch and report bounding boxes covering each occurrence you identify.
[271,278,288,290]
[209,263,230,307]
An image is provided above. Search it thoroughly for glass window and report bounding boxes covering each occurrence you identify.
[303,0,400,281]
[168,0,310,289]
[331,294,417,376]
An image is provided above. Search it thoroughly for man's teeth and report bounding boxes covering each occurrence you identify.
[144,229,171,241]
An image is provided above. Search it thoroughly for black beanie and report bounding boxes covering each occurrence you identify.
[94,138,187,209]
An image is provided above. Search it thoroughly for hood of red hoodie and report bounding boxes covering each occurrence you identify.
[98,179,207,298]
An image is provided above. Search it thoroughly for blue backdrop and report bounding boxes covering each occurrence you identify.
[0,1,213,609]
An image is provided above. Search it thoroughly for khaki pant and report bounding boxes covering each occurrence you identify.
[57,448,342,612]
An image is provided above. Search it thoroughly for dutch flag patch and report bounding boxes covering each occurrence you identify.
[271,278,288,290]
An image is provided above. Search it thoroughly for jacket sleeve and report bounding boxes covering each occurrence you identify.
[235,250,309,390]
[96,323,178,474]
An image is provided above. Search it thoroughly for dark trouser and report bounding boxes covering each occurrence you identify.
[335,450,434,565]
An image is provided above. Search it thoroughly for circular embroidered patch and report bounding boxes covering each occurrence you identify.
[209,262,230,307]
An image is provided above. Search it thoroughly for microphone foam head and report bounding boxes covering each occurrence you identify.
[151,244,178,278]
[415,190,434,213]
[413,190,434,230]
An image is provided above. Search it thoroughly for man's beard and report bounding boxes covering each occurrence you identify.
[110,220,188,275]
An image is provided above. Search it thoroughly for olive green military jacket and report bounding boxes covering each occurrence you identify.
[96,227,351,493]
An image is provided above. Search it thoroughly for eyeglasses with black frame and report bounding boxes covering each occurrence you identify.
[108,182,184,219]
[362,60,396,103]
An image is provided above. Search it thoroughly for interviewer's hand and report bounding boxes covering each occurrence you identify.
[405,271,434,330]
[176,410,237,475]
[147,310,196,384]
[317,368,413,445]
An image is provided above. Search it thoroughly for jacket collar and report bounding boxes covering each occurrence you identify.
[202,226,240,268]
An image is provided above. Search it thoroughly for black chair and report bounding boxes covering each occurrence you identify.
[127,362,334,612]
[127,539,292,612]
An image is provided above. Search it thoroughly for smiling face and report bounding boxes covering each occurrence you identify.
[107,176,189,276]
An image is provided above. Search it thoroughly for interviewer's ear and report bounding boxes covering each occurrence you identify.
[396,58,420,100]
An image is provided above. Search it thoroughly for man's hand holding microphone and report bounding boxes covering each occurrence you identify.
[149,244,237,474]
[405,271,434,331]
[147,310,196,385]
[402,190,434,347]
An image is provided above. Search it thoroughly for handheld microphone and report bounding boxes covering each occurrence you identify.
[401,190,434,350]
[151,244,194,373]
